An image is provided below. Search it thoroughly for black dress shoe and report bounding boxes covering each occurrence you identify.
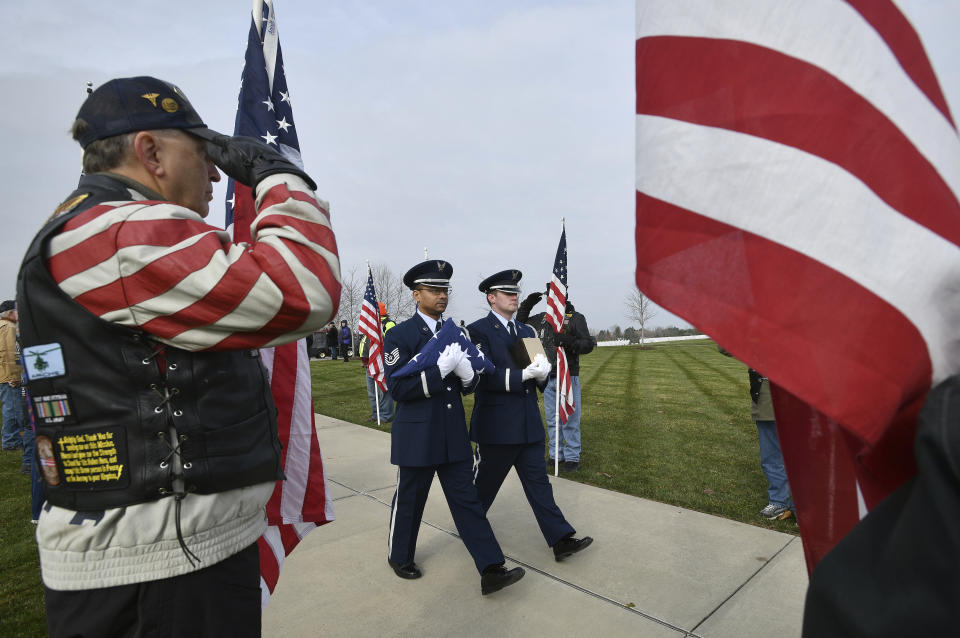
[480,564,525,595]
[553,535,593,561]
[388,560,422,579]
[561,461,580,472]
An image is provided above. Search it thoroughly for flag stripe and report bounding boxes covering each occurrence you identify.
[844,0,955,128]
[279,340,315,522]
[137,259,262,339]
[258,183,331,223]
[636,114,960,386]
[636,190,932,442]
[267,341,297,523]
[635,35,960,246]
[635,0,960,204]
[257,527,283,593]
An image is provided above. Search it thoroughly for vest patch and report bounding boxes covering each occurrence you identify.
[55,427,129,489]
[23,342,66,380]
[33,393,76,425]
[51,193,89,219]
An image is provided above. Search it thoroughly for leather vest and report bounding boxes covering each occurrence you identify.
[16,174,284,510]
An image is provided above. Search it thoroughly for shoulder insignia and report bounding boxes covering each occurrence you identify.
[51,193,89,219]
[384,348,400,366]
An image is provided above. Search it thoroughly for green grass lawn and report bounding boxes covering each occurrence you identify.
[311,340,797,533]
[0,450,45,637]
[3,339,794,634]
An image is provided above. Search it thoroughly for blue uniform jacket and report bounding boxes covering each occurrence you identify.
[384,314,479,467]
[467,312,546,445]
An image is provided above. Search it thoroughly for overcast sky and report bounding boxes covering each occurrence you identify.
[2,0,680,332]
[3,1,957,332]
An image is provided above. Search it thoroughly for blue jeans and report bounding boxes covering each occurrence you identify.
[0,383,25,449]
[756,420,792,507]
[545,375,582,462]
[365,373,394,421]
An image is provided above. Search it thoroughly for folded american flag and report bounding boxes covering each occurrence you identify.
[391,319,494,379]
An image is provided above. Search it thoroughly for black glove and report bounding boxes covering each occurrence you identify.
[517,292,543,323]
[205,135,317,191]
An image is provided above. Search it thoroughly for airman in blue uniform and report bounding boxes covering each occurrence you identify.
[384,259,524,595]
[468,269,593,561]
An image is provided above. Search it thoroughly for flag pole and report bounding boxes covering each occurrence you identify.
[367,260,381,426]
[424,247,428,259]
[554,217,565,476]
[554,386,560,476]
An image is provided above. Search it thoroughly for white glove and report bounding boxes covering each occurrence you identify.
[454,352,475,385]
[522,353,551,382]
[437,343,464,378]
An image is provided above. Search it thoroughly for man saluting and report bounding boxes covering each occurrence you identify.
[383,260,524,595]
[467,270,593,562]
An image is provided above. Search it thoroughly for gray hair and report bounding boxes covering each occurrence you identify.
[71,119,137,174]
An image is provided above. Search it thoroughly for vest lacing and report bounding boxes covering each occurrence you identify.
[148,354,202,568]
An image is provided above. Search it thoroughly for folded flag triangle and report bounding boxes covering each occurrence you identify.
[391,318,495,379]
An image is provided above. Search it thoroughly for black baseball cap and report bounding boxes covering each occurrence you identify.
[0,300,14,313]
[75,76,221,149]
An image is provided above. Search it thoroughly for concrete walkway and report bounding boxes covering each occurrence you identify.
[263,416,808,638]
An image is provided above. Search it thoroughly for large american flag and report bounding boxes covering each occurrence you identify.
[635,1,960,571]
[546,227,575,424]
[227,0,334,607]
[358,266,386,392]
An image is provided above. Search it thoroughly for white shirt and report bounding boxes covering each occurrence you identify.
[491,310,516,333]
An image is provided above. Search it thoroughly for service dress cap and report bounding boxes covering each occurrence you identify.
[478,269,522,294]
[403,260,453,290]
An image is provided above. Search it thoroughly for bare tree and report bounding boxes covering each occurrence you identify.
[371,262,415,320]
[625,287,657,348]
[338,264,364,331]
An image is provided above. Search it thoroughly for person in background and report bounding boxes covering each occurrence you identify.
[519,293,595,471]
[339,319,352,362]
[325,321,339,360]
[0,300,25,453]
[717,347,794,522]
[749,368,794,521]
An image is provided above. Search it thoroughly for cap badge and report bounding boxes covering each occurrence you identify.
[161,98,179,113]
[436,261,446,271]
[140,93,160,107]
[512,270,519,281]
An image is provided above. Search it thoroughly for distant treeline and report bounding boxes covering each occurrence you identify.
[594,325,701,342]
